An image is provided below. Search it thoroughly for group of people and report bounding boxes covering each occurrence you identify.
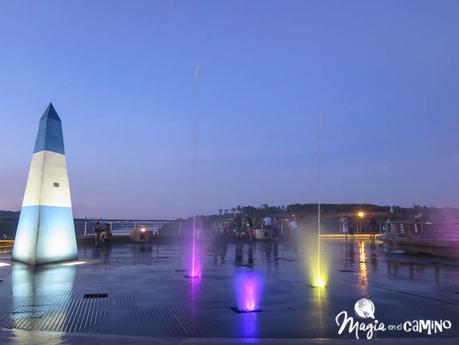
[340,216,379,237]
[210,214,299,241]
[93,222,112,245]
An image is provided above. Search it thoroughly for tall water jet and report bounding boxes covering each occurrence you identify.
[188,216,201,278]
[316,204,325,287]
[310,113,327,287]
[187,64,201,278]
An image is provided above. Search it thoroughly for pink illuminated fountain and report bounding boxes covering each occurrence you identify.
[187,216,201,278]
[186,65,202,279]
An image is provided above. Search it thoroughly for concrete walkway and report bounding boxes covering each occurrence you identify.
[0,241,458,341]
[1,329,459,345]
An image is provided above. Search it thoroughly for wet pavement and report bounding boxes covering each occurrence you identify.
[0,239,458,343]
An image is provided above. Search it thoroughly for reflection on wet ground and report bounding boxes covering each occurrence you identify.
[0,239,458,340]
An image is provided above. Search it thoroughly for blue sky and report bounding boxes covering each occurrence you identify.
[0,0,458,219]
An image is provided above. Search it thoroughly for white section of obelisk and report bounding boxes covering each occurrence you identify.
[22,150,72,208]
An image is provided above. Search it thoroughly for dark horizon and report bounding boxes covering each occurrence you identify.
[2,201,459,222]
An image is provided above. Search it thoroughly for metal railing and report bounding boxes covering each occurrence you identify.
[384,221,459,242]
[0,218,179,239]
[79,219,176,238]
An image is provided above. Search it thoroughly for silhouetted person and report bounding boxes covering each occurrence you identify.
[93,222,102,245]
[234,215,243,239]
[246,216,254,240]
[100,223,112,243]
[369,217,377,242]
[341,216,349,239]
[263,216,273,230]
[235,242,243,265]
[348,221,355,237]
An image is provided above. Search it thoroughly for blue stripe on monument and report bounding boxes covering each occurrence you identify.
[12,206,40,264]
[35,206,77,264]
[33,104,65,154]
[13,206,77,265]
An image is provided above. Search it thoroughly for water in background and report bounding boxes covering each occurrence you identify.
[0,218,180,239]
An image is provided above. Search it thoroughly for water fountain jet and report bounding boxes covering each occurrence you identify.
[233,272,263,313]
[309,114,328,288]
[185,65,202,279]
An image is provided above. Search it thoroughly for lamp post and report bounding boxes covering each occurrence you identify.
[357,211,365,233]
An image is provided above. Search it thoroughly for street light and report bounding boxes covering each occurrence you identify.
[356,212,365,233]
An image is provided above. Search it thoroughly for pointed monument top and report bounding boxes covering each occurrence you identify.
[34,103,65,154]
[41,102,61,121]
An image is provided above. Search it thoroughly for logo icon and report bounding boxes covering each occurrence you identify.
[354,298,375,319]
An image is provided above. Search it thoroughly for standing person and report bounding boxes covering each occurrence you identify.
[341,216,349,239]
[93,221,102,245]
[288,219,299,237]
[100,223,112,243]
[246,216,254,240]
[369,217,377,242]
[263,216,273,230]
[233,215,242,240]
[348,220,355,238]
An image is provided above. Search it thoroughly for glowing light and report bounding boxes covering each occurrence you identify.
[314,272,326,288]
[189,263,201,278]
[0,262,11,267]
[61,261,86,266]
[140,228,146,233]
[305,218,329,288]
[357,211,365,218]
[311,204,328,288]
[236,272,263,312]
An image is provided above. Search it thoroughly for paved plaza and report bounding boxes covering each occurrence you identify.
[0,239,458,343]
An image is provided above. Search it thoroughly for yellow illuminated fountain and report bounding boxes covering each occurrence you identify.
[311,204,328,288]
[309,113,328,288]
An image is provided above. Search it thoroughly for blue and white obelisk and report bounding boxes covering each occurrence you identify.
[13,103,78,265]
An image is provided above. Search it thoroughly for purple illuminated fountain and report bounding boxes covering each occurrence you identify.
[233,272,263,313]
[187,216,201,278]
[186,65,202,279]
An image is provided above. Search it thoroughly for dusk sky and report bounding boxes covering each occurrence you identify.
[1,1,459,219]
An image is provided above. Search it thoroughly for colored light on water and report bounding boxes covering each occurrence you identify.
[358,241,368,292]
[236,273,263,312]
